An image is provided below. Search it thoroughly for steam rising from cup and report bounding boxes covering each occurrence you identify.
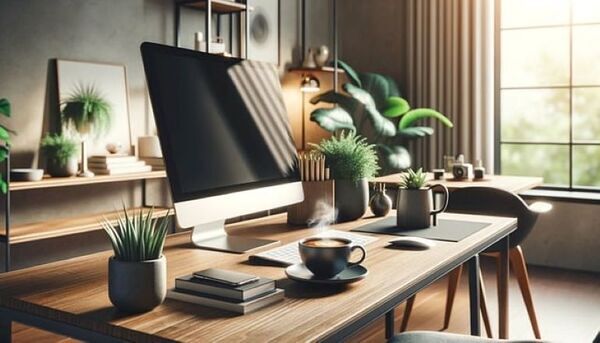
[307,200,338,232]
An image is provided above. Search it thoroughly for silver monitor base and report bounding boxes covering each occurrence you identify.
[191,220,279,254]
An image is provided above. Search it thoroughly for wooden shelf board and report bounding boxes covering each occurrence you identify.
[182,0,249,13]
[9,171,167,192]
[2,207,172,245]
[288,66,346,74]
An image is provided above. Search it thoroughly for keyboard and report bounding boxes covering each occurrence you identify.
[249,230,378,266]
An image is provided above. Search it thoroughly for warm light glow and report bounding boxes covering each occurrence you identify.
[300,74,320,93]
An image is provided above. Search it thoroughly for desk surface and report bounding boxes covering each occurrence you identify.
[0,212,516,342]
[374,173,543,194]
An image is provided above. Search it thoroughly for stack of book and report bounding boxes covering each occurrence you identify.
[168,270,283,314]
[88,155,152,175]
[139,156,165,171]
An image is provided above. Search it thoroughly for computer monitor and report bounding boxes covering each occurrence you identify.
[141,42,303,253]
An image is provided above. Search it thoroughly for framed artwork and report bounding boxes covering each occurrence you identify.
[56,59,133,156]
[247,0,280,65]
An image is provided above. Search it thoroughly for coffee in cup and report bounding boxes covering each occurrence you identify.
[299,237,366,278]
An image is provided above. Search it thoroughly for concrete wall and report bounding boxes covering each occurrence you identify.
[0,0,332,271]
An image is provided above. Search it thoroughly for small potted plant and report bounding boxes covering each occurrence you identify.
[40,133,79,177]
[397,168,449,229]
[312,132,379,222]
[102,207,170,313]
[61,85,112,177]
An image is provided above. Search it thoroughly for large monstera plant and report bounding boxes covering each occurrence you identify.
[310,61,453,173]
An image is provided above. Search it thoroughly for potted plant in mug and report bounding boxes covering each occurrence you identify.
[102,207,170,313]
[61,85,112,177]
[40,133,79,177]
[312,132,379,222]
[397,168,449,229]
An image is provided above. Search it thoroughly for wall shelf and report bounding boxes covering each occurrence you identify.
[288,66,345,74]
[181,0,250,14]
[10,171,166,191]
[0,207,172,245]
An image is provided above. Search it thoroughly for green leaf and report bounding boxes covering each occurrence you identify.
[399,108,454,129]
[358,73,391,110]
[0,126,9,142]
[310,107,356,133]
[344,84,396,137]
[0,99,10,118]
[384,75,401,97]
[309,90,362,119]
[377,144,411,170]
[398,126,435,137]
[0,148,7,163]
[383,97,411,118]
[337,60,362,88]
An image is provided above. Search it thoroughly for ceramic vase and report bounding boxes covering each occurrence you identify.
[335,178,369,222]
[369,183,392,217]
[314,45,330,67]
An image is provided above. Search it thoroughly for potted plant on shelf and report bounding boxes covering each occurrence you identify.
[396,168,449,229]
[102,207,170,313]
[312,132,379,222]
[61,85,112,178]
[40,133,78,177]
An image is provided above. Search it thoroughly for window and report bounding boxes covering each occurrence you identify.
[498,0,600,190]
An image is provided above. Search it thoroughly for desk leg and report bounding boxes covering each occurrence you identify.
[385,310,395,339]
[0,316,11,342]
[468,255,480,336]
[498,235,510,339]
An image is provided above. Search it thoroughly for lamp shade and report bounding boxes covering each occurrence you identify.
[300,74,320,93]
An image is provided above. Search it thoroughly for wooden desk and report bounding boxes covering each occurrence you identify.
[0,212,516,342]
[374,173,543,194]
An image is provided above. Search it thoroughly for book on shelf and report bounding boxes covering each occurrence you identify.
[88,160,147,169]
[167,288,284,314]
[89,165,152,175]
[88,155,138,164]
[175,274,275,301]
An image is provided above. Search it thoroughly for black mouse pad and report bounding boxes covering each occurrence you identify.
[350,216,490,242]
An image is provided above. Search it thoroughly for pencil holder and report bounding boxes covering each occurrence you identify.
[287,180,335,226]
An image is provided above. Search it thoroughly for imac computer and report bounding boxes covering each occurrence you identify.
[141,42,303,253]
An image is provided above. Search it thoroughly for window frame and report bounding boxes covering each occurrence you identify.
[494,0,600,192]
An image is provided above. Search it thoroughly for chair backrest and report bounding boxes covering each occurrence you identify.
[447,187,539,248]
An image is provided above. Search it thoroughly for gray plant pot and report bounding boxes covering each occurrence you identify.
[335,178,369,222]
[108,256,167,313]
[47,157,78,177]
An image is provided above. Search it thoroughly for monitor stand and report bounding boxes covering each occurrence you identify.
[191,220,279,254]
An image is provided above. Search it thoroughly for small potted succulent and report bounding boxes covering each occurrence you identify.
[312,132,379,222]
[61,85,112,177]
[40,133,79,177]
[102,207,171,313]
[396,168,449,229]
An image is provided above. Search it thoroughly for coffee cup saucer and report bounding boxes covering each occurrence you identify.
[285,263,368,284]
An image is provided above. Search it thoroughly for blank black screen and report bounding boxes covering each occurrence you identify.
[141,43,298,202]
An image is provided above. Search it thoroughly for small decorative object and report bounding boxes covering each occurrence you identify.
[443,155,455,172]
[40,133,79,177]
[474,160,486,179]
[194,31,204,51]
[103,207,171,313]
[369,183,392,217]
[61,84,112,178]
[0,98,14,193]
[10,169,44,182]
[396,168,449,229]
[302,48,317,68]
[300,74,320,93]
[314,45,330,67]
[312,132,379,222]
[247,0,280,65]
[137,136,163,158]
[451,154,473,180]
[433,169,445,180]
[105,142,122,154]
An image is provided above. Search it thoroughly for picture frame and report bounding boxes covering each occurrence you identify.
[56,59,133,156]
[247,0,280,66]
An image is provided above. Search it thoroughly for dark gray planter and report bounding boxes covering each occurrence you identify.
[108,256,167,313]
[47,157,78,177]
[335,178,369,222]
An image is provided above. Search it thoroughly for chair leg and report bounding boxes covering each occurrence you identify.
[400,295,416,332]
[443,265,463,330]
[479,268,493,338]
[510,245,542,339]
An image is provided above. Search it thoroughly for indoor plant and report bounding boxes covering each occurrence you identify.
[0,98,14,193]
[309,61,453,173]
[61,84,112,177]
[396,168,448,229]
[40,133,78,177]
[312,132,379,222]
[102,206,170,313]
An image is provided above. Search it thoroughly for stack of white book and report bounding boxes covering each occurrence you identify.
[139,156,165,171]
[88,155,152,175]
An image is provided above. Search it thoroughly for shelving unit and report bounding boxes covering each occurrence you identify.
[288,66,345,74]
[1,152,172,272]
[174,0,250,59]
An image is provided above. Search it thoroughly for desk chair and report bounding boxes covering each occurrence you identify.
[401,187,551,338]
[390,331,546,343]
